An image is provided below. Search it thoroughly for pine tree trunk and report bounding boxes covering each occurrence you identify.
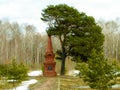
[60,45,66,75]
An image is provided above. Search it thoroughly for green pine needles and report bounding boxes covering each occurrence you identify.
[0,58,28,82]
[76,50,119,90]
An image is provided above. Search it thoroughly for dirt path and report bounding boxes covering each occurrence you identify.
[32,77,58,90]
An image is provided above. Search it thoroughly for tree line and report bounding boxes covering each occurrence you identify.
[0,11,120,71]
[98,19,120,61]
[0,20,60,69]
[0,20,45,69]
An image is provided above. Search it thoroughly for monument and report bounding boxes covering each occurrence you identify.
[43,35,56,76]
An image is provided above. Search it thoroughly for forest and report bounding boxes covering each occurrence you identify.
[0,19,120,69]
[0,20,54,69]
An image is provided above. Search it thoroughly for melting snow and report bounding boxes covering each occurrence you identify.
[11,79,37,90]
[10,70,42,90]
[73,86,90,88]
[112,84,120,88]
[67,70,80,76]
[28,70,43,76]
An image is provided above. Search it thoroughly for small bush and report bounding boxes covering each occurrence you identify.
[8,59,28,81]
[0,64,9,77]
[0,59,28,82]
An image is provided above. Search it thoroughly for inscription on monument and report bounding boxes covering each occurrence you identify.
[48,66,52,70]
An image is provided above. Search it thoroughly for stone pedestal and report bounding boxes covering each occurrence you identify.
[43,36,56,76]
[43,62,56,76]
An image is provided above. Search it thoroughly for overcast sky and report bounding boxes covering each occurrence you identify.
[0,0,120,33]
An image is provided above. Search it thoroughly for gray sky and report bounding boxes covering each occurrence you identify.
[0,0,120,33]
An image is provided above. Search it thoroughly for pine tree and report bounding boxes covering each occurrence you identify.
[76,50,118,90]
[41,4,104,75]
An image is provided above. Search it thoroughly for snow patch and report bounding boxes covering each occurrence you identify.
[112,84,120,88]
[74,70,80,75]
[9,70,43,90]
[114,71,120,75]
[67,70,80,76]
[7,80,17,83]
[28,70,43,76]
[11,79,37,90]
[73,86,90,88]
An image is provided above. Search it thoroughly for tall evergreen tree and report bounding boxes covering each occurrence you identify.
[41,4,104,75]
[41,4,81,75]
[67,19,104,62]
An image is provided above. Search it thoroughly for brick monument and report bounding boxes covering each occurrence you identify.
[43,35,56,76]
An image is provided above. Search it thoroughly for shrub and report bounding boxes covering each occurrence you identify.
[0,64,9,77]
[76,50,118,90]
[8,59,28,81]
[0,59,28,82]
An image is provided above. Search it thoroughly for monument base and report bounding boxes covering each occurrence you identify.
[43,62,57,77]
[43,71,57,77]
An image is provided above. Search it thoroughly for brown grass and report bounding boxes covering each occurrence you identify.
[29,76,120,90]
[60,76,120,90]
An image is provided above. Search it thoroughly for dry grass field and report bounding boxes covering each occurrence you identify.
[60,76,120,90]
[30,76,120,90]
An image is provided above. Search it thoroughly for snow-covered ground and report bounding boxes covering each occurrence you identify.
[11,79,37,90]
[112,84,120,88]
[67,70,80,76]
[28,70,43,76]
[10,70,43,90]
